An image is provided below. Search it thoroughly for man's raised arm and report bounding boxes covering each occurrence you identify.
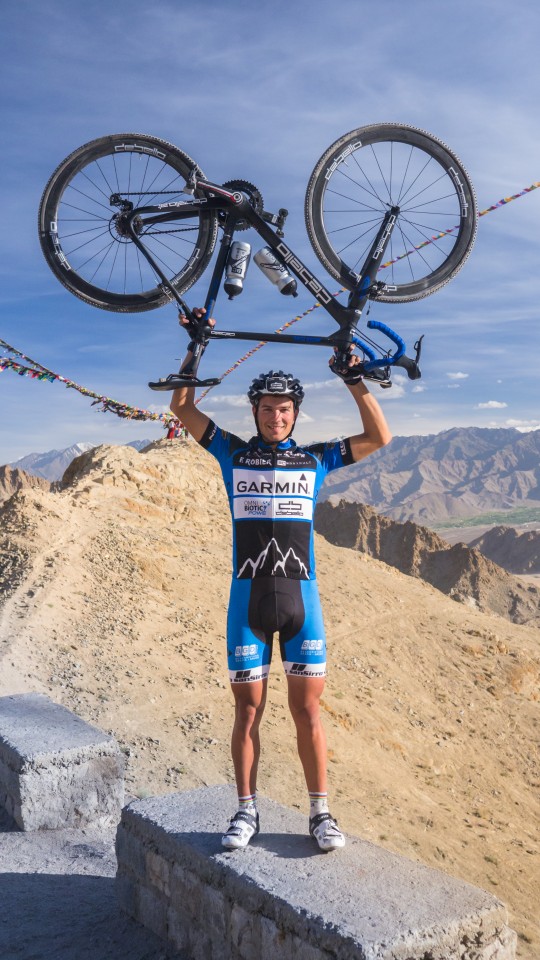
[169,308,212,442]
[344,379,392,462]
[329,352,392,463]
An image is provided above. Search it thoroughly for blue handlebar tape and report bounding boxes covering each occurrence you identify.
[351,336,378,362]
[361,319,406,371]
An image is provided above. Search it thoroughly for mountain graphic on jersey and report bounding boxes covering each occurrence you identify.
[236,529,310,579]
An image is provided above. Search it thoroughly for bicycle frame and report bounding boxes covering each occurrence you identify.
[119,177,421,384]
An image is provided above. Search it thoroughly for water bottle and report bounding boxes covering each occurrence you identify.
[224,241,251,298]
[254,247,298,297]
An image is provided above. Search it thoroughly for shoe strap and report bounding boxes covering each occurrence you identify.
[229,810,258,829]
[309,812,337,834]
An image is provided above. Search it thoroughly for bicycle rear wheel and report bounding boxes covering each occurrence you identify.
[39,134,218,312]
[305,123,477,303]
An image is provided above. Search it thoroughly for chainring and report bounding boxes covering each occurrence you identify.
[219,179,264,231]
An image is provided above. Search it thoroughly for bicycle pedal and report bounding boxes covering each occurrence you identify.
[148,374,221,391]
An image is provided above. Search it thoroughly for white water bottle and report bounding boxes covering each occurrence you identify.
[224,241,251,298]
[254,247,298,296]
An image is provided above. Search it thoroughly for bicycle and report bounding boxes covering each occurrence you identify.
[38,123,477,389]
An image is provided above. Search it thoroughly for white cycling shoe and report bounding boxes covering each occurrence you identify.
[309,812,346,851]
[221,810,260,850]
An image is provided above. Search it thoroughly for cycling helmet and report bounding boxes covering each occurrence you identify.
[247,370,304,407]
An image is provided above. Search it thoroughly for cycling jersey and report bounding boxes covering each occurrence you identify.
[199,421,354,581]
[198,421,354,682]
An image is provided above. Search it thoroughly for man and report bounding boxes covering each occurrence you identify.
[170,309,392,852]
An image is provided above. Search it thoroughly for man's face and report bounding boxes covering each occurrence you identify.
[254,395,297,444]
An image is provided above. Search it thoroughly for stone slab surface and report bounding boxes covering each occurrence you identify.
[0,693,124,830]
[0,692,118,766]
[116,784,516,960]
[0,806,178,959]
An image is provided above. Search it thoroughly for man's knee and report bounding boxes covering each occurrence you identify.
[232,681,267,729]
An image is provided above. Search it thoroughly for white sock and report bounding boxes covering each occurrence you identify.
[238,793,257,815]
[309,792,329,817]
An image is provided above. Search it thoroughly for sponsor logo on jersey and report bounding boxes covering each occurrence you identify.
[233,496,313,521]
[241,499,272,516]
[235,447,317,470]
[233,469,316,498]
[275,499,304,517]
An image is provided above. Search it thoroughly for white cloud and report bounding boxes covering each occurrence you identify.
[504,419,540,431]
[447,384,461,390]
[412,384,426,393]
[447,372,469,380]
[477,400,508,409]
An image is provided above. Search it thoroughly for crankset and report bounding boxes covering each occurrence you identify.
[219,180,264,231]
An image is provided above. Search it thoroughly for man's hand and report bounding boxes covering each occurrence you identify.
[180,306,215,344]
[329,348,364,385]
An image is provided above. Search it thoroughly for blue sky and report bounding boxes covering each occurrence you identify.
[1,0,539,463]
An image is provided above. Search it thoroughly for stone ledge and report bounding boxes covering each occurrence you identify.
[116,785,516,960]
[0,693,124,830]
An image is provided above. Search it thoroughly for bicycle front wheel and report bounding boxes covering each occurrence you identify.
[305,123,477,303]
[39,134,218,312]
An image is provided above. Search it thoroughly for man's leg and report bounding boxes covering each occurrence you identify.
[222,678,267,850]
[230,678,267,796]
[286,675,327,793]
[287,674,345,851]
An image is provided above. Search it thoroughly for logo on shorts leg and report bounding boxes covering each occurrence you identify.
[233,668,264,683]
[300,639,324,652]
[289,662,326,677]
[235,644,258,660]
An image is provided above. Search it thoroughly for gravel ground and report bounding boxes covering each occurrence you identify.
[0,808,179,960]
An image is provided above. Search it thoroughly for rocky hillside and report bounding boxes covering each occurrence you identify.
[0,464,51,506]
[0,439,538,954]
[320,426,540,524]
[315,500,539,626]
[469,526,540,575]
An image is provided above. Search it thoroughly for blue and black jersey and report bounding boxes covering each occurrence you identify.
[199,421,354,581]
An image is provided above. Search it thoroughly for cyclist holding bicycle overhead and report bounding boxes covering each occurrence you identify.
[170,308,392,852]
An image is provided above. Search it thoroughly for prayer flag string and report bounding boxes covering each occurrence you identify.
[0,338,174,424]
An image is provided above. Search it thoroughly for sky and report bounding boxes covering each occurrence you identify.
[1,0,539,463]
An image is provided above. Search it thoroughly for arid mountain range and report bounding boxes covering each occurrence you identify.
[6,427,540,524]
[2,433,539,580]
[314,501,539,624]
[7,439,152,482]
[320,426,540,524]
[0,439,538,954]
[469,526,540,575]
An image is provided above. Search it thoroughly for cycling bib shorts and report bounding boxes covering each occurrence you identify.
[198,422,354,683]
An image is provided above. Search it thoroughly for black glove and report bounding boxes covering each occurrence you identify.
[329,355,364,385]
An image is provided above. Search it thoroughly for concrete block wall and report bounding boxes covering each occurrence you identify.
[0,693,124,830]
[116,785,516,960]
